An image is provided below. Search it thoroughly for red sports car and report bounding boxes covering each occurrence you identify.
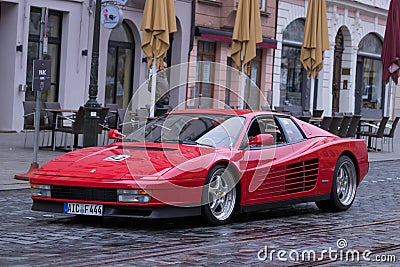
[31,109,369,225]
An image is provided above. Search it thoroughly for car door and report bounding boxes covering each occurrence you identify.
[276,116,320,198]
[239,115,294,206]
[242,115,319,206]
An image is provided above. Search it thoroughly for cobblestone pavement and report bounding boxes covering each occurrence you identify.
[0,161,399,266]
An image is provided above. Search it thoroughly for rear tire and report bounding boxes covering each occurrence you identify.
[201,165,238,226]
[316,156,357,211]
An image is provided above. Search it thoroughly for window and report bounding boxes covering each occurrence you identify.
[226,49,262,109]
[260,0,266,12]
[280,19,305,107]
[245,49,262,109]
[358,34,383,111]
[243,116,286,148]
[25,7,62,102]
[126,113,245,148]
[105,22,134,108]
[275,116,305,143]
[194,41,216,108]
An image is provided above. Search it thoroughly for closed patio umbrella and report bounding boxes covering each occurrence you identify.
[300,0,330,78]
[231,0,262,109]
[382,0,400,85]
[141,0,176,116]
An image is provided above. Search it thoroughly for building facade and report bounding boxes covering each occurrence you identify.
[0,0,193,132]
[272,0,398,119]
[187,0,277,109]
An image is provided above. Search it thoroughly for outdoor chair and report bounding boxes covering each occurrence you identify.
[383,117,400,152]
[302,111,312,117]
[337,115,352,138]
[346,115,361,138]
[154,107,169,117]
[333,112,344,116]
[274,106,284,112]
[55,107,109,150]
[98,107,110,145]
[117,108,127,132]
[55,106,85,151]
[312,110,324,117]
[163,105,173,112]
[116,108,137,134]
[359,117,389,151]
[299,116,311,123]
[105,103,118,129]
[319,116,332,131]
[43,102,69,148]
[43,102,61,124]
[22,101,50,148]
[291,111,303,117]
[328,116,343,135]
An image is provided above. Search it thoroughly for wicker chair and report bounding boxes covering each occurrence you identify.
[383,117,400,152]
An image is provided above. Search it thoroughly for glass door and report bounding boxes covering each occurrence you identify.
[105,22,134,108]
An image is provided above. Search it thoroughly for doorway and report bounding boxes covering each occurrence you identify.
[105,22,134,108]
[355,33,384,118]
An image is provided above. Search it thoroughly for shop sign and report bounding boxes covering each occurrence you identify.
[101,5,123,29]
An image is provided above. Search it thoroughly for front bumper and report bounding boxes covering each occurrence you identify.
[32,199,201,219]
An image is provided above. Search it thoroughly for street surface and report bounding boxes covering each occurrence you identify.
[1,160,399,266]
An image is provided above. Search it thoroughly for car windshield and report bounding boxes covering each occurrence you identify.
[125,113,246,148]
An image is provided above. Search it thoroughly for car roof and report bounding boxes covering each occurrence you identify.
[168,109,277,117]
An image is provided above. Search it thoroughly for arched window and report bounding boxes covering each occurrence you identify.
[357,33,383,113]
[280,19,306,107]
[105,22,134,108]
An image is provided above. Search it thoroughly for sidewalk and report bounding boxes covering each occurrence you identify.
[1,131,400,191]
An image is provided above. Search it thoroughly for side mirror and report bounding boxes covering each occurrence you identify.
[108,129,125,141]
[248,134,274,146]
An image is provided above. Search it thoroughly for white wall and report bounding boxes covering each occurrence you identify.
[0,2,23,131]
[0,0,193,131]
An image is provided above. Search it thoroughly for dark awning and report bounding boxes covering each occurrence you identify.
[195,26,277,49]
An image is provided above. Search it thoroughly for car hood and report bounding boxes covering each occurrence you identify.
[36,142,217,179]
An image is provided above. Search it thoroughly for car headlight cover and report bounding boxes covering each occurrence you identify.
[117,189,151,203]
[31,184,51,198]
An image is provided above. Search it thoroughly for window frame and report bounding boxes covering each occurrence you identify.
[240,115,290,150]
[194,40,216,106]
[25,7,62,102]
[275,116,306,144]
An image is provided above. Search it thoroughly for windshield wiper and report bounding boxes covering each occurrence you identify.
[180,140,215,148]
[155,139,215,148]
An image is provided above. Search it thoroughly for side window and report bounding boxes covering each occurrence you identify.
[261,117,285,145]
[243,116,286,148]
[275,117,305,143]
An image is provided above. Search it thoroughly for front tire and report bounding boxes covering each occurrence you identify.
[201,165,238,225]
[316,156,357,211]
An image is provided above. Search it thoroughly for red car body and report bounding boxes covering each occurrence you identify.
[30,110,369,223]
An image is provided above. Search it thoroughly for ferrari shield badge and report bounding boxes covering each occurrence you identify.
[104,155,130,161]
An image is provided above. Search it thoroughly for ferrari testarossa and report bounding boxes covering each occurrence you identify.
[31,109,369,225]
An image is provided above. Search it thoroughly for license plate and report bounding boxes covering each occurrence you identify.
[64,202,103,216]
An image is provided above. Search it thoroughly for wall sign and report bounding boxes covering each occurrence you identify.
[101,5,123,29]
[32,60,51,91]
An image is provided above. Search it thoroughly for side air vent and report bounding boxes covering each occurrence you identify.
[257,159,319,197]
